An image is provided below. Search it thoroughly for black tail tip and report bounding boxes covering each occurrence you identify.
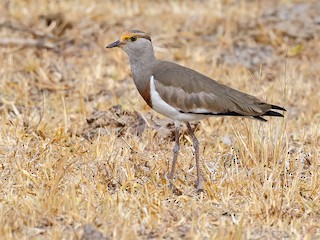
[271,105,286,111]
[254,116,268,122]
[261,110,284,118]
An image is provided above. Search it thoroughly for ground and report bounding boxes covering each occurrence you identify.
[0,0,319,239]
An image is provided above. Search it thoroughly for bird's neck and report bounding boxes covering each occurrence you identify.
[128,50,155,75]
[127,48,156,93]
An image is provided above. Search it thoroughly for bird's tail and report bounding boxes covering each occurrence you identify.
[253,105,286,122]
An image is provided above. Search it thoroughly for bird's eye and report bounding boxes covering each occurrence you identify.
[130,36,137,42]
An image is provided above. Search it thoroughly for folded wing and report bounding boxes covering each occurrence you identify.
[152,60,285,121]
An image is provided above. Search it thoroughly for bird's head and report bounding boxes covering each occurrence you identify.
[106,30,153,58]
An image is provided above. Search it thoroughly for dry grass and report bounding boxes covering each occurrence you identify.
[1,0,319,239]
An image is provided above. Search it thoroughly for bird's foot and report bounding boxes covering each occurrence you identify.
[196,180,204,192]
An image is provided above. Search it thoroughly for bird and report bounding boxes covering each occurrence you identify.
[106,30,286,190]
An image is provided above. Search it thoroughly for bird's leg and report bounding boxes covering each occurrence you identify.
[168,122,180,182]
[186,122,203,190]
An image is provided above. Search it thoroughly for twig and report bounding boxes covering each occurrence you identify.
[0,21,57,39]
[0,38,57,49]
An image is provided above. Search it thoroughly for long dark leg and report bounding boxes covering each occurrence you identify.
[186,122,203,190]
[168,122,180,181]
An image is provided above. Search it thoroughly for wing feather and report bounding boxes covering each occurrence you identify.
[152,60,278,116]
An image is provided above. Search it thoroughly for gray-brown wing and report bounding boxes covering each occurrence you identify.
[152,60,271,116]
